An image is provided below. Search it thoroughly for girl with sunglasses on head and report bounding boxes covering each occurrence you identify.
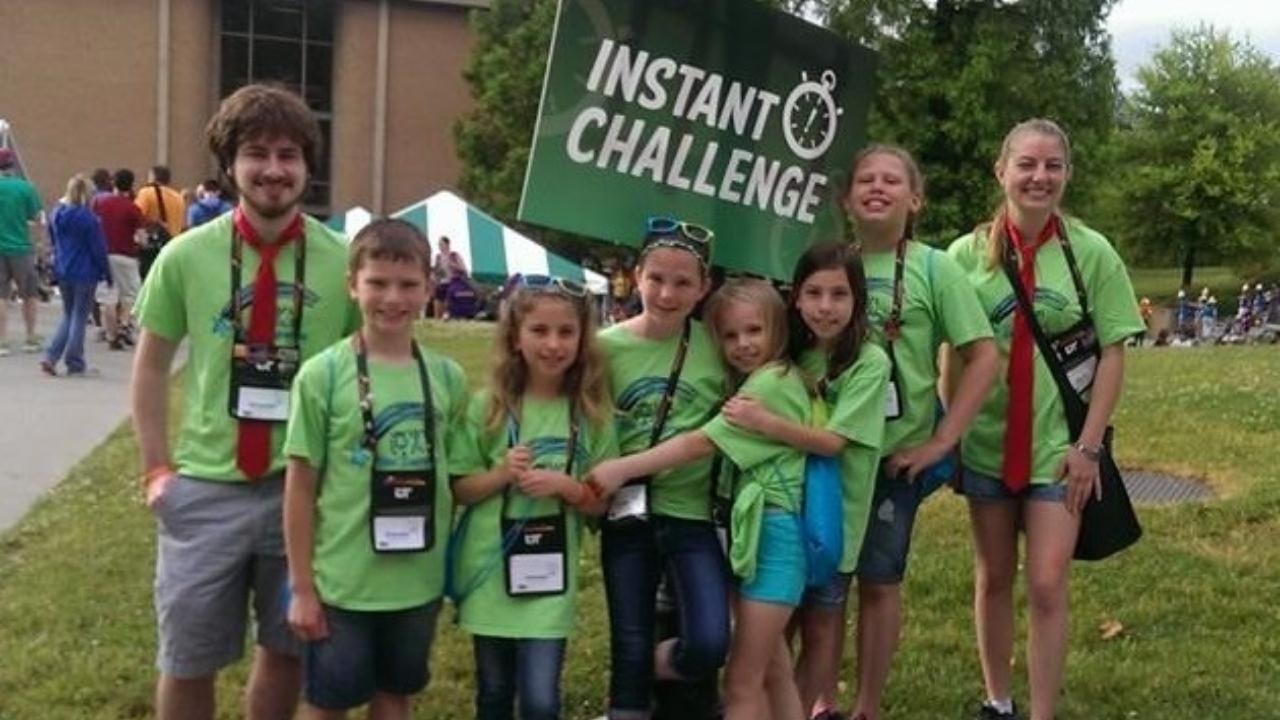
[594,217,730,720]
[447,274,618,720]
[591,278,817,720]
[947,120,1142,720]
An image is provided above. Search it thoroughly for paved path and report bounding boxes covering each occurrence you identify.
[0,301,153,533]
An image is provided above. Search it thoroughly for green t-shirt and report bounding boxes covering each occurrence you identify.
[800,344,891,572]
[703,362,809,513]
[284,339,469,611]
[863,240,994,455]
[136,212,361,481]
[0,176,42,256]
[599,320,726,521]
[446,391,619,639]
[947,219,1144,483]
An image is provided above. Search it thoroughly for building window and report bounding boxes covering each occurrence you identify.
[220,0,335,211]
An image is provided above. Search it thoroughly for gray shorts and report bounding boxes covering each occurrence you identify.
[0,253,38,298]
[153,474,301,678]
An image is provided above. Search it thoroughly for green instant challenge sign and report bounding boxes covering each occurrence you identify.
[518,0,877,279]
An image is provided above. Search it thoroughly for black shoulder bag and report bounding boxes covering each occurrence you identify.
[1001,230,1142,561]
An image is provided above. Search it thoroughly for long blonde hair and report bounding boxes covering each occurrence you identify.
[485,289,612,431]
[979,118,1072,269]
[704,278,792,387]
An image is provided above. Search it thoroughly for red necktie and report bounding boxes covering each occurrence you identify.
[234,208,304,480]
[1000,216,1057,493]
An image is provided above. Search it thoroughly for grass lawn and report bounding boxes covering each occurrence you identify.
[1,323,1278,719]
[1127,265,1248,306]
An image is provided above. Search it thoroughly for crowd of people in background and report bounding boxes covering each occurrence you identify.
[0,148,239,373]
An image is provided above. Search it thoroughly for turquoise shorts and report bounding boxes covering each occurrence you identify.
[738,510,807,607]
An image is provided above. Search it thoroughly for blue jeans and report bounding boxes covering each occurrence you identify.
[44,281,95,372]
[304,601,440,710]
[473,636,566,720]
[602,516,731,714]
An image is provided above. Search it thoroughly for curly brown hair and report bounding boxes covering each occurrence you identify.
[485,290,612,431]
[205,84,322,183]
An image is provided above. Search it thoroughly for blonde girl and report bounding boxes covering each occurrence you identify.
[447,275,618,720]
[947,119,1143,720]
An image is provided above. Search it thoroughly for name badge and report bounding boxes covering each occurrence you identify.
[884,376,903,420]
[369,470,434,554]
[503,515,567,596]
[1049,319,1100,396]
[229,343,298,422]
[606,482,650,524]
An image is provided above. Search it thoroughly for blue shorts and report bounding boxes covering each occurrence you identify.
[800,571,854,610]
[304,600,442,710]
[738,511,807,607]
[855,462,936,584]
[959,467,1068,503]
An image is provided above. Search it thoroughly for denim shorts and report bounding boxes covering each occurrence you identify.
[304,600,442,710]
[801,571,854,610]
[959,467,1068,503]
[854,463,931,585]
[738,510,807,607]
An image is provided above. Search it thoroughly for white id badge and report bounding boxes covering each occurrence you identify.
[507,553,566,595]
[236,386,290,421]
[884,378,903,420]
[607,483,649,522]
[373,515,427,552]
[1066,354,1098,394]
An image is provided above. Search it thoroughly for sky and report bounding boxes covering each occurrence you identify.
[1108,0,1280,88]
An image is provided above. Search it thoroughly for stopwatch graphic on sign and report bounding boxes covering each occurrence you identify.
[782,70,843,161]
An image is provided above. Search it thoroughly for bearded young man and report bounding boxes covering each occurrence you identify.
[131,84,359,720]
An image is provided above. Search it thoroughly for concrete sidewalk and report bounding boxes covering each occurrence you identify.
[0,300,148,533]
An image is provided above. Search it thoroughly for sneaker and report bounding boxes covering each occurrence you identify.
[39,359,57,376]
[22,336,41,353]
[975,701,1020,720]
[0,342,10,357]
[813,711,849,720]
[108,338,126,351]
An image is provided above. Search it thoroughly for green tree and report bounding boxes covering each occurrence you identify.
[828,0,1119,244]
[1106,26,1280,284]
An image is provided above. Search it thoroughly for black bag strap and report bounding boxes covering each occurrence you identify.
[152,184,169,225]
[1054,218,1092,321]
[1000,239,1090,438]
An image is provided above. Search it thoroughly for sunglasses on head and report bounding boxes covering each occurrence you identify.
[516,274,588,298]
[641,216,714,264]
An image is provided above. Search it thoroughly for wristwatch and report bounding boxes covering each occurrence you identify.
[1073,442,1103,463]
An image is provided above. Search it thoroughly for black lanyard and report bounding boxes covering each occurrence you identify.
[882,238,908,344]
[354,334,437,480]
[501,402,579,517]
[648,317,692,448]
[230,227,307,347]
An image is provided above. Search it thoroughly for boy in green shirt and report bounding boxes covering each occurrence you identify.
[284,219,468,719]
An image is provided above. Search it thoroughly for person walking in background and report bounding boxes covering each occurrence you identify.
[41,174,109,376]
[130,84,359,720]
[93,168,146,350]
[947,118,1143,720]
[90,168,113,202]
[187,179,234,228]
[0,146,45,356]
[135,164,185,279]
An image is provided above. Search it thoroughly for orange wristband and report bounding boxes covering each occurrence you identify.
[141,464,174,488]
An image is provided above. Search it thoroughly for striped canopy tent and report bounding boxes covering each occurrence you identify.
[391,191,606,293]
[324,205,373,240]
